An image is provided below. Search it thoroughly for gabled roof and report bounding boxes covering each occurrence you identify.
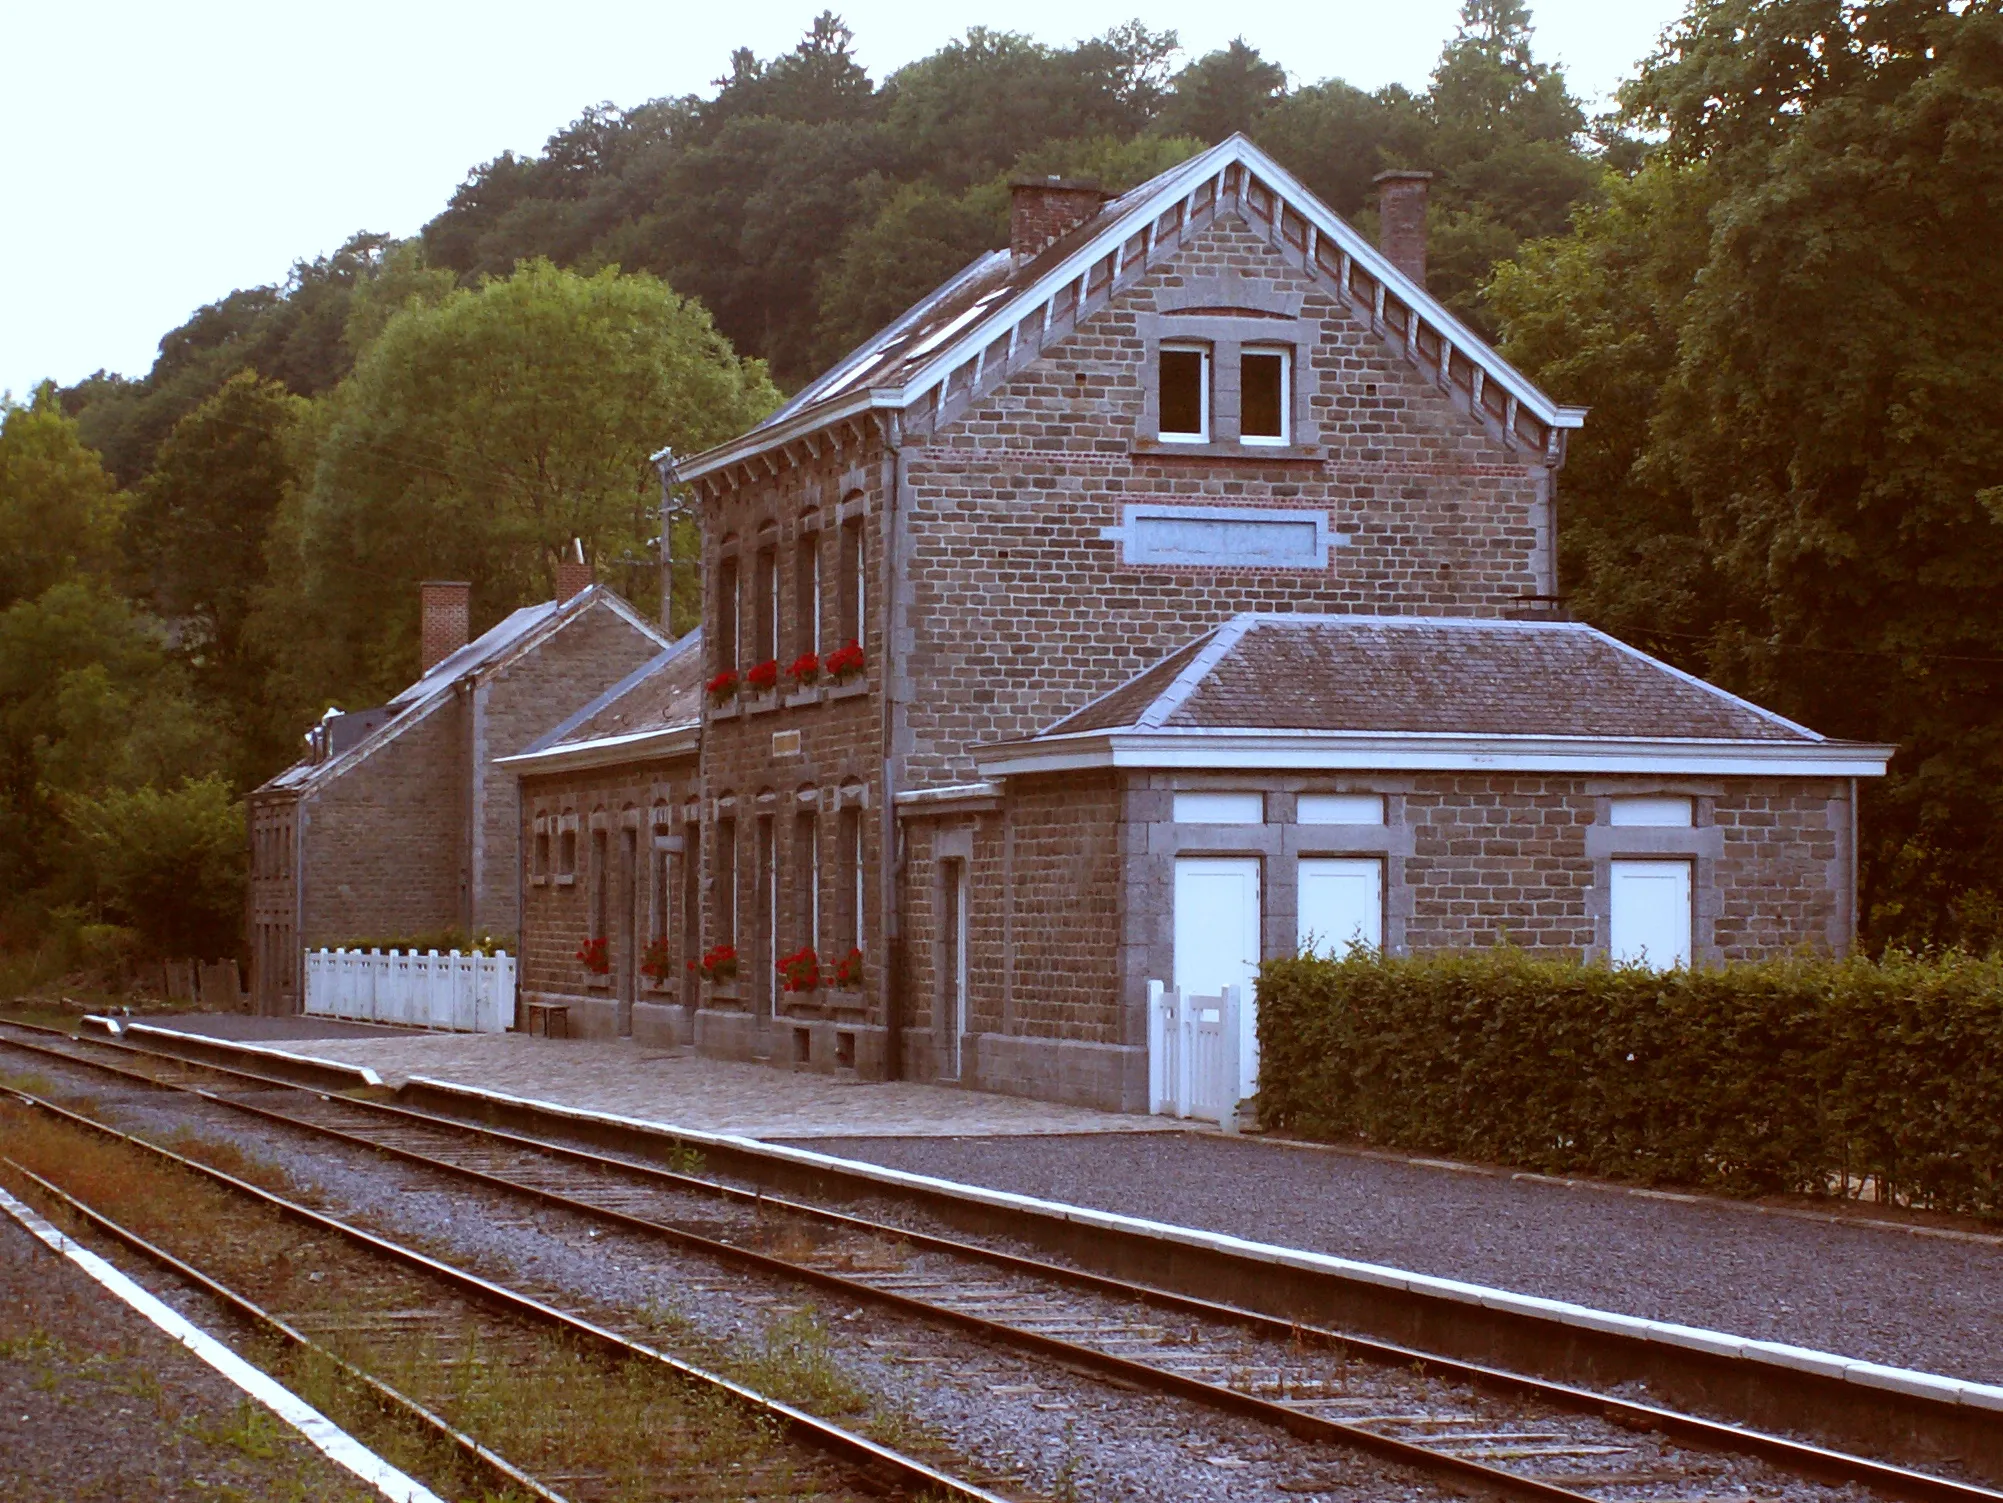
[672,134,1586,483]
[976,615,1894,779]
[497,629,705,775]
[257,586,672,794]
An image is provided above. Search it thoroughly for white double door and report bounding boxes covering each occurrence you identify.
[1173,858,1262,1104]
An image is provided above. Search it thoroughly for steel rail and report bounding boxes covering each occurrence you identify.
[1,1155,571,1503]
[7,1024,1995,1503]
[0,1083,1014,1503]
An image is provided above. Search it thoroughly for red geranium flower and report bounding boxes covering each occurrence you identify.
[705,670,739,705]
[786,651,822,686]
[825,640,865,684]
[746,658,780,693]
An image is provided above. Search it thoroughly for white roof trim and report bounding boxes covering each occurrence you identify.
[974,729,1896,780]
[676,135,1581,483]
[497,721,699,775]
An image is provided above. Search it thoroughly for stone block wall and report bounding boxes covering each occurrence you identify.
[473,594,670,941]
[517,751,699,1039]
[300,696,467,947]
[896,211,1556,788]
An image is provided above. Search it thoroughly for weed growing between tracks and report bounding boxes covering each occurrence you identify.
[0,1101,870,1501]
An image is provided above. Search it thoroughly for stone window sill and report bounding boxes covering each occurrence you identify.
[554,874,576,887]
[707,983,741,1002]
[826,679,868,701]
[709,702,740,722]
[783,689,821,709]
[744,694,780,716]
[1130,439,1323,462]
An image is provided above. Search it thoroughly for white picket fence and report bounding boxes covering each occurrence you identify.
[1147,980,1245,1126]
[304,948,514,1033]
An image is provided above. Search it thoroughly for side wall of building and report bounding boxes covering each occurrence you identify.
[900,772,1135,1110]
[693,430,894,1075]
[475,596,669,942]
[517,752,699,1043]
[298,697,468,949]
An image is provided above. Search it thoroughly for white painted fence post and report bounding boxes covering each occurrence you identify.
[1147,980,1167,1114]
[1220,985,1243,1135]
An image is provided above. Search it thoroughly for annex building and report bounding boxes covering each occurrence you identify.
[494,136,1891,1113]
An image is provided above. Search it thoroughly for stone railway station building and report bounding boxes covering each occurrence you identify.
[250,136,1891,1112]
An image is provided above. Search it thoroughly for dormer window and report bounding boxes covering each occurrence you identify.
[1240,348,1290,445]
[1158,344,1209,442]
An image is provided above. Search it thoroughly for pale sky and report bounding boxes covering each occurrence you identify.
[1,1,1685,400]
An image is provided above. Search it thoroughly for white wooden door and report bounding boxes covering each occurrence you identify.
[1610,859,1693,969]
[1297,857,1382,955]
[1174,856,1261,1102]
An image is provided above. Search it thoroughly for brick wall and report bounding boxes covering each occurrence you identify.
[1402,777,1598,953]
[300,696,467,946]
[517,752,699,1038]
[1711,780,1848,960]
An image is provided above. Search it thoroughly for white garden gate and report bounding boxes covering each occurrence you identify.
[1147,980,1245,1126]
[304,948,514,1033]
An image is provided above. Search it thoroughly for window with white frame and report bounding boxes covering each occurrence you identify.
[1240,347,1290,445]
[1158,344,1209,442]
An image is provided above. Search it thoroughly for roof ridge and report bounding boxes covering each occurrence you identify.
[1140,615,1256,728]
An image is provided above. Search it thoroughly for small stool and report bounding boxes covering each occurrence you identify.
[526,1002,570,1039]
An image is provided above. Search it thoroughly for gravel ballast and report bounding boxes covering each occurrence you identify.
[2,1054,1481,1503]
[788,1131,2003,1387]
[0,1207,379,1503]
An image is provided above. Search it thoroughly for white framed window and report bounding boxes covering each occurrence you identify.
[1297,792,1384,826]
[1174,791,1264,825]
[1240,347,1290,445]
[1610,859,1693,970]
[1611,795,1694,828]
[1158,343,1209,442]
[1297,857,1383,955]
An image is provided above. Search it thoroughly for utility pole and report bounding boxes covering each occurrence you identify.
[652,448,679,638]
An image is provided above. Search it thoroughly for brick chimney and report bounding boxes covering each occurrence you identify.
[418,581,470,673]
[1373,169,1433,289]
[555,539,592,604]
[1010,176,1110,265]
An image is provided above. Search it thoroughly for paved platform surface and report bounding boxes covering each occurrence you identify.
[139,1019,1192,1139]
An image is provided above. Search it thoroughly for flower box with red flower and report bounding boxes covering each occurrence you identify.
[745,658,781,696]
[639,936,672,983]
[785,651,822,688]
[705,670,739,707]
[830,946,864,991]
[575,936,610,975]
[777,945,820,993]
[825,640,865,685]
[697,944,738,983]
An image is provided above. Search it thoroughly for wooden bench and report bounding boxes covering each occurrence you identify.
[525,1002,570,1039]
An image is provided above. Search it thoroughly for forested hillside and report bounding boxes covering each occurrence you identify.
[4,0,2001,972]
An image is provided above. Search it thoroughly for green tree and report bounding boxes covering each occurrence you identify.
[64,776,246,960]
[0,385,124,609]
[1493,0,2003,947]
[262,259,780,711]
[132,372,307,781]
[1158,39,1288,142]
[0,581,227,903]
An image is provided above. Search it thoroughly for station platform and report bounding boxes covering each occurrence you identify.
[125,1015,1194,1139]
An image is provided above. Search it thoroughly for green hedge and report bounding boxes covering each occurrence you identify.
[1255,949,2003,1218]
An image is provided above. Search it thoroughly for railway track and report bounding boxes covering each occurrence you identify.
[3,1020,1997,1503]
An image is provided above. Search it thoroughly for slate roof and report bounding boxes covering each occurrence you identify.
[1043,616,1825,743]
[523,629,704,756]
